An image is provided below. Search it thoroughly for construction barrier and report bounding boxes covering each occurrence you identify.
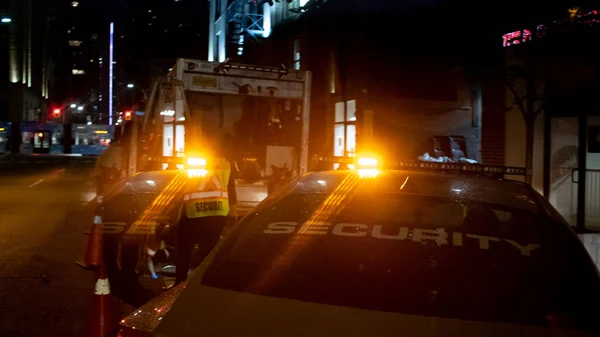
[84,196,105,267]
[84,263,120,337]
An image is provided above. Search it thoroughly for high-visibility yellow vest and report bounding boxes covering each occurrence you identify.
[184,158,231,218]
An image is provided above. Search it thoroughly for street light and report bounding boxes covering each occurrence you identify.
[1,17,11,23]
[127,83,134,88]
[70,103,77,108]
[77,106,84,111]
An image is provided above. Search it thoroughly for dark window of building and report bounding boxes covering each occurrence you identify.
[0,100,8,121]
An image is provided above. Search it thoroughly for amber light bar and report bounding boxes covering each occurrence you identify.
[395,161,528,176]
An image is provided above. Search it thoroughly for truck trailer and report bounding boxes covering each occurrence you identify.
[120,59,312,213]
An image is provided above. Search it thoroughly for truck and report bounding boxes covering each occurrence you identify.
[117,58,479,210]
[120,59,313,214]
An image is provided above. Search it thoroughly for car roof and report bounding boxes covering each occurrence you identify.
[110,170,183,196]
[288,169,540,213]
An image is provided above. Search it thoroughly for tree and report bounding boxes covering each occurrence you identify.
[505,59,545,185]
[505,7,600,185]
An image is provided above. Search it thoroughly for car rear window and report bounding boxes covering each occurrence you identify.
[202,173,600,330]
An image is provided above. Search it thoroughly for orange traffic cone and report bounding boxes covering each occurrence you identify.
[84,196,105,267]
[85,263,120,337]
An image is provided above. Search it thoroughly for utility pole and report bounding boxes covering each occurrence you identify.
[524,52,535,186]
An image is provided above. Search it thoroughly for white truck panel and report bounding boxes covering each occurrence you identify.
[180,59,306,99]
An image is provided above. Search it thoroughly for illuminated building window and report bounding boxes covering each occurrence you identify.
[69,40,82,47]
[218,33,226,63]
[333,100,357,157]
[502,29,532,47]
[293,39,301,70]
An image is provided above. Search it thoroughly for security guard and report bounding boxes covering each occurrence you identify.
[173,136,237,286]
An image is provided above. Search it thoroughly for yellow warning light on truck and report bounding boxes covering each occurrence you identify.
[357,157,378,167]
[187,157,207,167]
[356,156,379,178]
[186,157,209,178]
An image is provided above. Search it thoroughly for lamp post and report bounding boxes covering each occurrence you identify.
[126,83,148,99]
[124,83,148,111]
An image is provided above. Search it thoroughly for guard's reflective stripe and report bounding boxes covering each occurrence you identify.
[183,191,228,201]
[196,175,221,191]
[190,191,228,199]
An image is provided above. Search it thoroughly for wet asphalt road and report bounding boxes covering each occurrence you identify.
[0,157,100,336]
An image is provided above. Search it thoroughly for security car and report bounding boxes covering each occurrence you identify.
[93,155,248,307]
[95,169,184,306]
[117,158,600,336]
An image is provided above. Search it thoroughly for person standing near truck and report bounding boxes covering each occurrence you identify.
[173,135,238,286]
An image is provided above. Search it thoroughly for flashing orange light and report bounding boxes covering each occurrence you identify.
[357,157,378,167]
[356,156,379,178]
[186,157,209,178]
[187,157,207,167]
[187,169,208,178]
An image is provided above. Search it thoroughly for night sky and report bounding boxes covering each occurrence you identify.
[45,0,595,109]
[49,0,209,107]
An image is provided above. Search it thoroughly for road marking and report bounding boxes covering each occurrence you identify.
[28,179,44,188]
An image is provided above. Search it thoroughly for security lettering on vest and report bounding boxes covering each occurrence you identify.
[196,201,224,213]
[263,222,541,256]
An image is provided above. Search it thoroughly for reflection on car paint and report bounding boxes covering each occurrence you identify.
[100,222,127,234]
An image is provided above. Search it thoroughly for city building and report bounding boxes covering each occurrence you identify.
[51,0,108,125]
[502,6,600,230]
[207,0,498,166]
[0,0,52,123]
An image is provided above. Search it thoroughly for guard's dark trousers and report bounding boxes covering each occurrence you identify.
[175,215,227,285]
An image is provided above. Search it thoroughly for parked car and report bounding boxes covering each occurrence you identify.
[118,163,600,336]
